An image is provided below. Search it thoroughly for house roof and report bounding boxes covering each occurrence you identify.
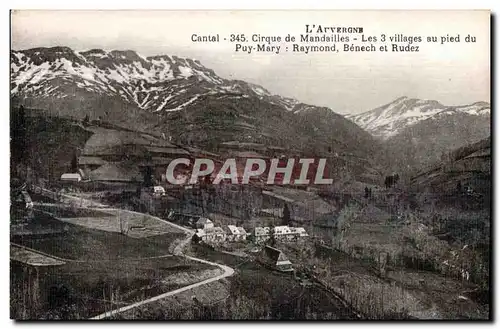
[61,173,82,180]
[227,225,247,235]
[204,227,225,234]
[274,226,292,233]
[196,217,213,225]
[89,163,143,182]
[262,245,289,263]
[78,156,108,165]
[290,227,308,236]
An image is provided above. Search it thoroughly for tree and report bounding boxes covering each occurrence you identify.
[282,203,291,226]
[143,166,154,187]
[70,153,78,173]
[11,104,27,164]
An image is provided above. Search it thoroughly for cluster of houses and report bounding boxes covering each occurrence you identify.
[187,215,309,244]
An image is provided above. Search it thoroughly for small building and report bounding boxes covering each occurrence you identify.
[225,225,248,242]
[60,173,82,182]
[290,227,309,237]
[195,217,214,230]
[253,226,271,243]
[258,245,293,272]
[150,185,166,196]
[272,225,295,242]
[195,227,226,243]
[273,225,293,236]
[272,226,308,241]
[169,213,200,227]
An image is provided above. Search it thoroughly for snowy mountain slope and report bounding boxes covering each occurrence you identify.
[11,47,305,115]
[347,96,490,139]
[10,46,383,175]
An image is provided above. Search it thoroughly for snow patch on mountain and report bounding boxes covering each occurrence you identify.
[347,96,490,139]
[11,46,344,120]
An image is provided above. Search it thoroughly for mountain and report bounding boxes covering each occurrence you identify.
[11,46,341,119]
[346,96,490,174]
[11,46,383,185]
[347,96,490,140]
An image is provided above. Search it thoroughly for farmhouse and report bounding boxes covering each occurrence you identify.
[272,226,309,241]
[195,217,214,230]
[194,227,227,243]
[290,227,309,237]
[225,225,248,242]
[60,173,82,182]
[253,226,271,243]
[272,225,293,240]
[168,212,201,227]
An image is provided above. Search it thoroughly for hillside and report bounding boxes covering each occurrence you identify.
[347,96,490,140]
[410,136,491,197]
[346,97,490,174]
[11,46,384,185]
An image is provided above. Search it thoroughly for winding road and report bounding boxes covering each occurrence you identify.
[87,208,236,319]
[24,186,237,320]
[90,256,235,320]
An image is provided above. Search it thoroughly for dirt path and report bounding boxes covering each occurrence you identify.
[85,209,235,319]
[89,257,234,319]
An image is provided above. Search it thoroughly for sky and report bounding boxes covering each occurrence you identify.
[11,10,490,114]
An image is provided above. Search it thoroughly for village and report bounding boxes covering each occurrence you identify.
[169,212,309,245]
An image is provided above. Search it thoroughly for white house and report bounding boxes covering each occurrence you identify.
[152,186,166,196]
[60,173,82,182]
[258,245,294,272]
[195,217,214,230]
[195,227,226,243]
[225,225,248,242]
[290,227,309,237]
[273,225,294,241]
[253,226,271,243]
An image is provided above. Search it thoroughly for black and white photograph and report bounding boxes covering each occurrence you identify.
[9,9,491,320]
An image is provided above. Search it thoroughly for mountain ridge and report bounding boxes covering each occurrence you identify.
[11,46,383,183]
[346,96,490,140]
[10,46,314,114]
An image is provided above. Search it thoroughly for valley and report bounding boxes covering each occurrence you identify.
[10,46,491,320]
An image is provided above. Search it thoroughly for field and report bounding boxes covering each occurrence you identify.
[114,245,358,320]
[10,210,216,319]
